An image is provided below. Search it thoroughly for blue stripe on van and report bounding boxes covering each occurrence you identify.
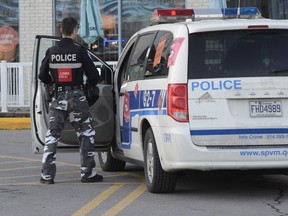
[140,109,167,115]
[190,128,288,136]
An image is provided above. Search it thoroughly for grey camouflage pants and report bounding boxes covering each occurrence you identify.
[41,89,97,180]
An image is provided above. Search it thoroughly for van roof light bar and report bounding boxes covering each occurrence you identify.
[222,7,261,19]
[150,7,261,25]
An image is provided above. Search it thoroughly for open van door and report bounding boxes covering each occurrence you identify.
[30,35,114,153]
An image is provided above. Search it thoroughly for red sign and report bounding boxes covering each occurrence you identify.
[58,68,72,82]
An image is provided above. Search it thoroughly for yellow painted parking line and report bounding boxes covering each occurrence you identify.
[0,163,67,172]
[0,155,40,162]
[0,171,80,180]
[0,181,140,187]
[0,181,42,186]
[72,184,124,216]
[0,160,40,165]
[0,166,41,172]
[102,182,147,216]
[0,155,84,168]
[122,171,145,180]
[0,118,31,130]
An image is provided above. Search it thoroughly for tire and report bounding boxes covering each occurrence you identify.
[98,151,126,171]
[144,128,177,193]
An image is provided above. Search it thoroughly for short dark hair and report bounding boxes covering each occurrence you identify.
[61,17,78,36]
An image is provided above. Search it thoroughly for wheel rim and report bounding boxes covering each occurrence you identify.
[146,138,154,183]
[100,152,108,163]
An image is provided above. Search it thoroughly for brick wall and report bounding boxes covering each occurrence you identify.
[19,1,53,62]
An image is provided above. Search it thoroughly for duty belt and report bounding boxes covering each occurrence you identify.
[57,85,83,92]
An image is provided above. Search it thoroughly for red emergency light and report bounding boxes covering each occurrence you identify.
[151,9,194,25]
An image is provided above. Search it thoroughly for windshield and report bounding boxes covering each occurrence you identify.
[188,29,288,79]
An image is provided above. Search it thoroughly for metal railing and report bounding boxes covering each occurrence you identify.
[0,61,32,113]
[0,60,117,113]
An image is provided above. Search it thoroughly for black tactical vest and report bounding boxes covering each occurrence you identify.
[48,39,85,86]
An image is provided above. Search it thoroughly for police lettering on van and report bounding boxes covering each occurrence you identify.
[32,7,288,193]
[191,79,242,91]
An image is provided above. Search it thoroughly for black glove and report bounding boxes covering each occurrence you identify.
[85,84,99,106]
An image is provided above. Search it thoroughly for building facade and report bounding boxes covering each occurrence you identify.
[18,0,209,63]
[0,0,287,63]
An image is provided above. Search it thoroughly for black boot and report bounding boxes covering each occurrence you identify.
[81,174,103,183]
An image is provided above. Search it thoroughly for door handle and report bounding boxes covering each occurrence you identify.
[119,92,125,96]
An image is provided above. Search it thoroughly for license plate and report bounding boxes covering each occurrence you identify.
[250,101,282,117]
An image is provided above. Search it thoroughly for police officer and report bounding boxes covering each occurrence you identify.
[38,17,103,184]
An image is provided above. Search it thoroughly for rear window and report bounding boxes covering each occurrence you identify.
[188,29,288,79]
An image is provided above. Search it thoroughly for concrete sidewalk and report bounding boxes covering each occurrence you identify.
[0,118,31,130]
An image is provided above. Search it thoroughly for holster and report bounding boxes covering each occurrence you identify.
[44,84,56,102]
[44,84,52,102]
[52,83,57,98]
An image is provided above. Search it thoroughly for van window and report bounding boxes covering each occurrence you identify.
[125,33,155,81]
[145,31,173,77]
[188,29,288,79]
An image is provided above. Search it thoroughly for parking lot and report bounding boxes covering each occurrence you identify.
[2,128,288,216]
[0,129,149,216]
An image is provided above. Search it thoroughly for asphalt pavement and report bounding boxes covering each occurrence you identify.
[2,119,288,216]
[0,128,147,216]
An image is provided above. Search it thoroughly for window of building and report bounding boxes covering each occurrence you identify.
[0,0,19,62]
[226,0,288,19]
[55,0,185,61]
[270,0,288,19]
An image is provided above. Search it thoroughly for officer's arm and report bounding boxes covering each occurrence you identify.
[81,49,100,86]
[38,49,52,84]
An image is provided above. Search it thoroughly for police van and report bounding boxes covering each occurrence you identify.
[31,8,288,193]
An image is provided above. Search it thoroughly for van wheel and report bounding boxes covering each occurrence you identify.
[98,151,126,171]
[144,128,177,193]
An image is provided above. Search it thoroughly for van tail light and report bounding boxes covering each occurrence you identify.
[248,25,268,29]
[167,84,188,122]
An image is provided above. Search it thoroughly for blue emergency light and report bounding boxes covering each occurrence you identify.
[222,7,261,19]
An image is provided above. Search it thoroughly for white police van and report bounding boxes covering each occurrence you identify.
[31,8,288,193]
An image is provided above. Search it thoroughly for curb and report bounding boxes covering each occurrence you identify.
[0,118,31,130]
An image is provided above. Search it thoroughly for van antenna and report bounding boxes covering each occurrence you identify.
[237,0,241,18]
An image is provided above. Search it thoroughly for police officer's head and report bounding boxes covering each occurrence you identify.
[61,17,78,40]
